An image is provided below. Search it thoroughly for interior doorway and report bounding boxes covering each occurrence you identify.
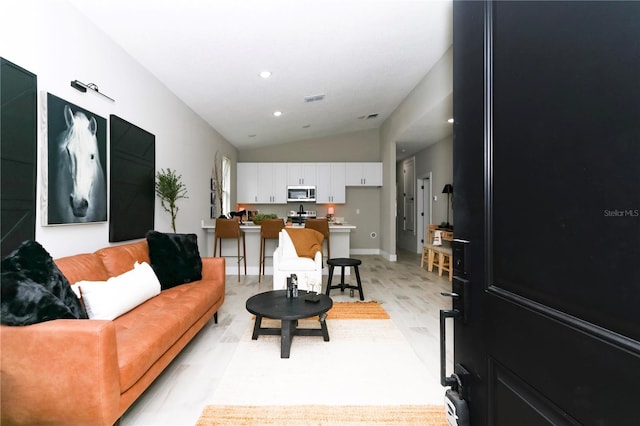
[416,173,433,252]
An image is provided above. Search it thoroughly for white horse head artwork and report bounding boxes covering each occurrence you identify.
[50,105,106,223]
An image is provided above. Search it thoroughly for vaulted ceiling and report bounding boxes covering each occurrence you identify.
[68,0,453,159]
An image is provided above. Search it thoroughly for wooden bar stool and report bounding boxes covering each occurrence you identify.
[258,218,285,284]
[214,218,246,281]
[305,218,330,262]
[325,258,364,301]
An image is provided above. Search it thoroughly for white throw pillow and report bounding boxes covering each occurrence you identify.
[74,261,161,320]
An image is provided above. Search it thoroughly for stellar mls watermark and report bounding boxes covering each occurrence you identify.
[603,209,639,217]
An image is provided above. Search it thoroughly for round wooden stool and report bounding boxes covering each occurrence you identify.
[325,258,364,301]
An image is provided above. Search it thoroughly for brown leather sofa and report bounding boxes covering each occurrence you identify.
[0,240,225,425]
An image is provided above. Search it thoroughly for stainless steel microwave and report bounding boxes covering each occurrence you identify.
[287,185,316,202]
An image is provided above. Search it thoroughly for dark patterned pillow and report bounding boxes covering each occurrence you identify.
[146,231,202,290]
[1,272,76,325]
[1,240,88,325]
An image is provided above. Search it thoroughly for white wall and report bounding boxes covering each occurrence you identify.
[396,137,453,253]
[0,0,236,258]
[380,47,452,259]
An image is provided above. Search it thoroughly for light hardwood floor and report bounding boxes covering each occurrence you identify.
[121,250,454,425]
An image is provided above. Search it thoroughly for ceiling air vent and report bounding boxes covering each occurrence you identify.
[359,113,379,120]
[304,94,325,103]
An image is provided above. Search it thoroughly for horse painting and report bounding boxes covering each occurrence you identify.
[48,102,107,224]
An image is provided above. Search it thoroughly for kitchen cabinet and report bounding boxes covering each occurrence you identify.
[345,162,383,186]
[287,163,316,186]
[316,163,346,204]
[257,163,287,203]
[237,163,287,204]
[237,162,258,203]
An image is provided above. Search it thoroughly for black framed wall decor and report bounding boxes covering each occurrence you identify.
[1,58,37,257]
[109,115,155,242]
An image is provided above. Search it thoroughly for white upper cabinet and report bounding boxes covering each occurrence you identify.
[316,163,346,204]
[237,162,258,203]
[237,163,287,204]
[257,163,287,203]
[345,162,383,186]
[287,163,317,186]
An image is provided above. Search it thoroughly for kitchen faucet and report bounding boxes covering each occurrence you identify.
[299,204,304,214]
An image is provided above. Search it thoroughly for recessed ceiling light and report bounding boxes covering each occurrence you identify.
[447,118,454,124]
[259,70,272,79]
[273,111,282,117]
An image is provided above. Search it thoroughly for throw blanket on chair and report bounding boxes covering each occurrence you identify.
[285,228,324,260]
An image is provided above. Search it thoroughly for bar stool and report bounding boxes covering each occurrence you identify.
[325,258,364,301]
[305,218,330,262]
[214,218,246,281]
[258,218,285,284]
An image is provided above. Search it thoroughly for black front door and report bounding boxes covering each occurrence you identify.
[450,2,640,425]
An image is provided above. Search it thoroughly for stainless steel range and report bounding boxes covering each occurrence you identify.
[287,209,317,224]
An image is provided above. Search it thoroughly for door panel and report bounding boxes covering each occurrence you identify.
[491,1,640,341]
[452,2,640,425]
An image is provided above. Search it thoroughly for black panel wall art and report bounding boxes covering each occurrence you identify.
[1,58,37,257]
[109,115,155,242]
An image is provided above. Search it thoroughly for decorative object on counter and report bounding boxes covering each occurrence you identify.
[326,206,335,221]
[228,210,247,224]
[441,184,453,229]
[155,168,188,233]
[252,213,278,225]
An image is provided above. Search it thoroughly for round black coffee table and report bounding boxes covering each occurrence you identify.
[246,290,333,358]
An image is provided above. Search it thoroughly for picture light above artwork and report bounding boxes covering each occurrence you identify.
[70,79,115,102]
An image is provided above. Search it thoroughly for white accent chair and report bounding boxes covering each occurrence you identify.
[273,229,323,293]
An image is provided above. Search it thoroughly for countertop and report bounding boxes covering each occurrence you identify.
[201,219,355,230]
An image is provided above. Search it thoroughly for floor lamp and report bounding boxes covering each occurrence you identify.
[442,184,453,229]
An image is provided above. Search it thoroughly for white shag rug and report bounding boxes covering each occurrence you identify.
[209,318,442,406]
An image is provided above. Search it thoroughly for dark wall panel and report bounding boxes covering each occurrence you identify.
[1,58,37,257]
[109,115,155,242]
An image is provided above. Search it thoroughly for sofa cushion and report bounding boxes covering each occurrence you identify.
[73,262,161,320]
[1,240,87,325]
[146,231,202,289]
[113,278,223,392]
[95,240,150,277]
[55,253,110,284]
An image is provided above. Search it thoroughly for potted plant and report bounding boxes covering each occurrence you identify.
[155,168,188,233]
[252,213,278,225]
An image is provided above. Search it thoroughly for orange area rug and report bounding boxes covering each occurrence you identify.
[196,404,447,425]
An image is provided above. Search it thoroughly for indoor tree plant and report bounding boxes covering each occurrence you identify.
[155,168,188,233]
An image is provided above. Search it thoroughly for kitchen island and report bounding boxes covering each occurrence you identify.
[201,220,356,276]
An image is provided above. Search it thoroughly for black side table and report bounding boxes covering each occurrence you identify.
[325,258,364,301]
[246,290,333,358]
